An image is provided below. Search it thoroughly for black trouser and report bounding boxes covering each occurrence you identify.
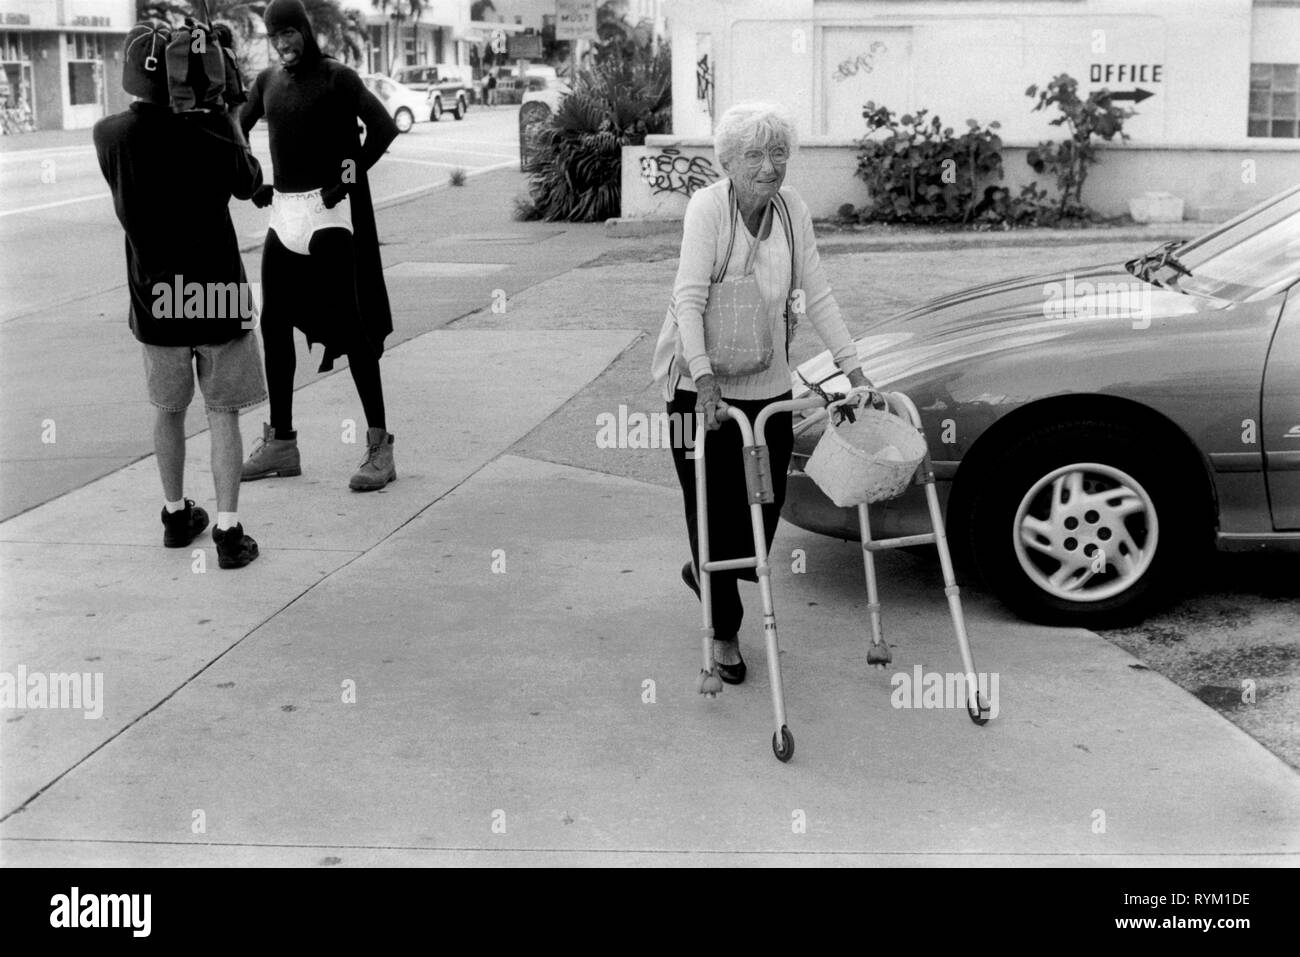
[669,389,793,640]
[260,228,386,436]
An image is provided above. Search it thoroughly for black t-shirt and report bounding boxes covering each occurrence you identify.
[93,103,263,346]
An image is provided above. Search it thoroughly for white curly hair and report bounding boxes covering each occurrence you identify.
[713,102,799,171]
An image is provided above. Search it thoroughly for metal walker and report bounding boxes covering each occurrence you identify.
[693,386,991,764]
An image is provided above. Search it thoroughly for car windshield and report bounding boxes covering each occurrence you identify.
[1153,186,1300,301]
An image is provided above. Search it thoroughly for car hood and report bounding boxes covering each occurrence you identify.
[794,262,1223,390]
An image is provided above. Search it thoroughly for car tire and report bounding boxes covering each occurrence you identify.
[394,108,413,134]
[519,102,551,125]
[452,97,465,120]
[430,97,442,122]
[964,418,1207,627]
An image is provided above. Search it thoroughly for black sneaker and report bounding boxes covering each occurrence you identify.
[162,500,209,548]
[212,523,259,569]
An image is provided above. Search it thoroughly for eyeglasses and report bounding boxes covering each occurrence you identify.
[741,146,790,168]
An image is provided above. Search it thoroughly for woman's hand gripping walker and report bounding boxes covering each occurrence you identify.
[693,380,990,764]
[692,384,878,763]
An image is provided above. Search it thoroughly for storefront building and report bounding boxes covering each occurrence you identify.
[342,0,471,76]
[0,0,133,132]
[621,0,1300,221]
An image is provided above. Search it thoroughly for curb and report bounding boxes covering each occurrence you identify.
[604,217,682,238]
[606,216,1214,249]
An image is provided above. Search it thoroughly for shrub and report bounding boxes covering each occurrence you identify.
[854,104,1004,223]
[523,42,671,222]
[449,167,467,187]
[512,192,540,221]
[1022,73,1133,222]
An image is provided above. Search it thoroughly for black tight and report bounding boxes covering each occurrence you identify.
[260,228,386,436]
[669,389,793,639]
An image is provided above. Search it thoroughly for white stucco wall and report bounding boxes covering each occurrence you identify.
[665,0,1298,147]
[627,0,1300,222]
[624,137,1300,221]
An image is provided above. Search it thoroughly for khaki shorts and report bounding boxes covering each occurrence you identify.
[142,332,267,414]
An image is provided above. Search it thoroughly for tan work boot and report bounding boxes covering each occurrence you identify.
[349,427,395,491]
[241,422,301,481]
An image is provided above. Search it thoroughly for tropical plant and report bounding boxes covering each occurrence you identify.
[1023,73,1133,221]
[523,41,671,222]
[593,0,657,65]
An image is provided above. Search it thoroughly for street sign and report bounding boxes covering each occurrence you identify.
[556,0,597,41]
[507,34,543,60]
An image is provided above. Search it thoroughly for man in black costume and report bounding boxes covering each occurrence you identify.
[239,0,400,491]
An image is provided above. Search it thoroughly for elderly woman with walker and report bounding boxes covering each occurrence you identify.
[651,103,875,757]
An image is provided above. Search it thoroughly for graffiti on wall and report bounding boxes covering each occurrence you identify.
[640,148,720,198]
[697,55,712,106]
[695,33,713,120]
[832,41,888,82]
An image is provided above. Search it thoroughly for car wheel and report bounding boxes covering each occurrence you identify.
[519,101,551,125]
[452,97,464,120]
[430,97,442,122]
[394,108,413,134]
[965,419,1205,627]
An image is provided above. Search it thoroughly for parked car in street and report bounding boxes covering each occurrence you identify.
[519,66,571,118]
[518,69,572,168]
[786,185,1300,627]
[361,73,431,133]
[392,63,470,120]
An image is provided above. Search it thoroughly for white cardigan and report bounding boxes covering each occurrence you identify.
[651,179,862,401]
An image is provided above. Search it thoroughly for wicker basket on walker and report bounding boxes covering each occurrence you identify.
[805,403,928,507]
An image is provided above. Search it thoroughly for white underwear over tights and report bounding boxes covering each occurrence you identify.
[268,188,353,256]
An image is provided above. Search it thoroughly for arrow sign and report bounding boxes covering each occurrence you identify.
[1096,87,1155,104]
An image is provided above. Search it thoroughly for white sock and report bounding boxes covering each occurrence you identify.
[164,498,186,513]
[216,511,239,531]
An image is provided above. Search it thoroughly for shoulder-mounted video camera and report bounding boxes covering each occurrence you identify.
[164,0,247,113]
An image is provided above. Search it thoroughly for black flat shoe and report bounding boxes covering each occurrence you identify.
[715,643,746,685]
[681,561,701,600]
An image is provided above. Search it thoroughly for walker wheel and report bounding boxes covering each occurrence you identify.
[967,693,990,726]
[772,726,794,762]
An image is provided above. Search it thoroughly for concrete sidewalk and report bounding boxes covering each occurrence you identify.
[2,315,1298,864]
[0,167,630,520]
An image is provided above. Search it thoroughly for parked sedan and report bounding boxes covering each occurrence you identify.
[786,185,1300,626]
[361,73,431,133]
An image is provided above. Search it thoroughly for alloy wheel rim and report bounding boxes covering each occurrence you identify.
[1012,462,1158,602]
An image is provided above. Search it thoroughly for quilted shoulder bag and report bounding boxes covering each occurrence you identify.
[702,185,797,376]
